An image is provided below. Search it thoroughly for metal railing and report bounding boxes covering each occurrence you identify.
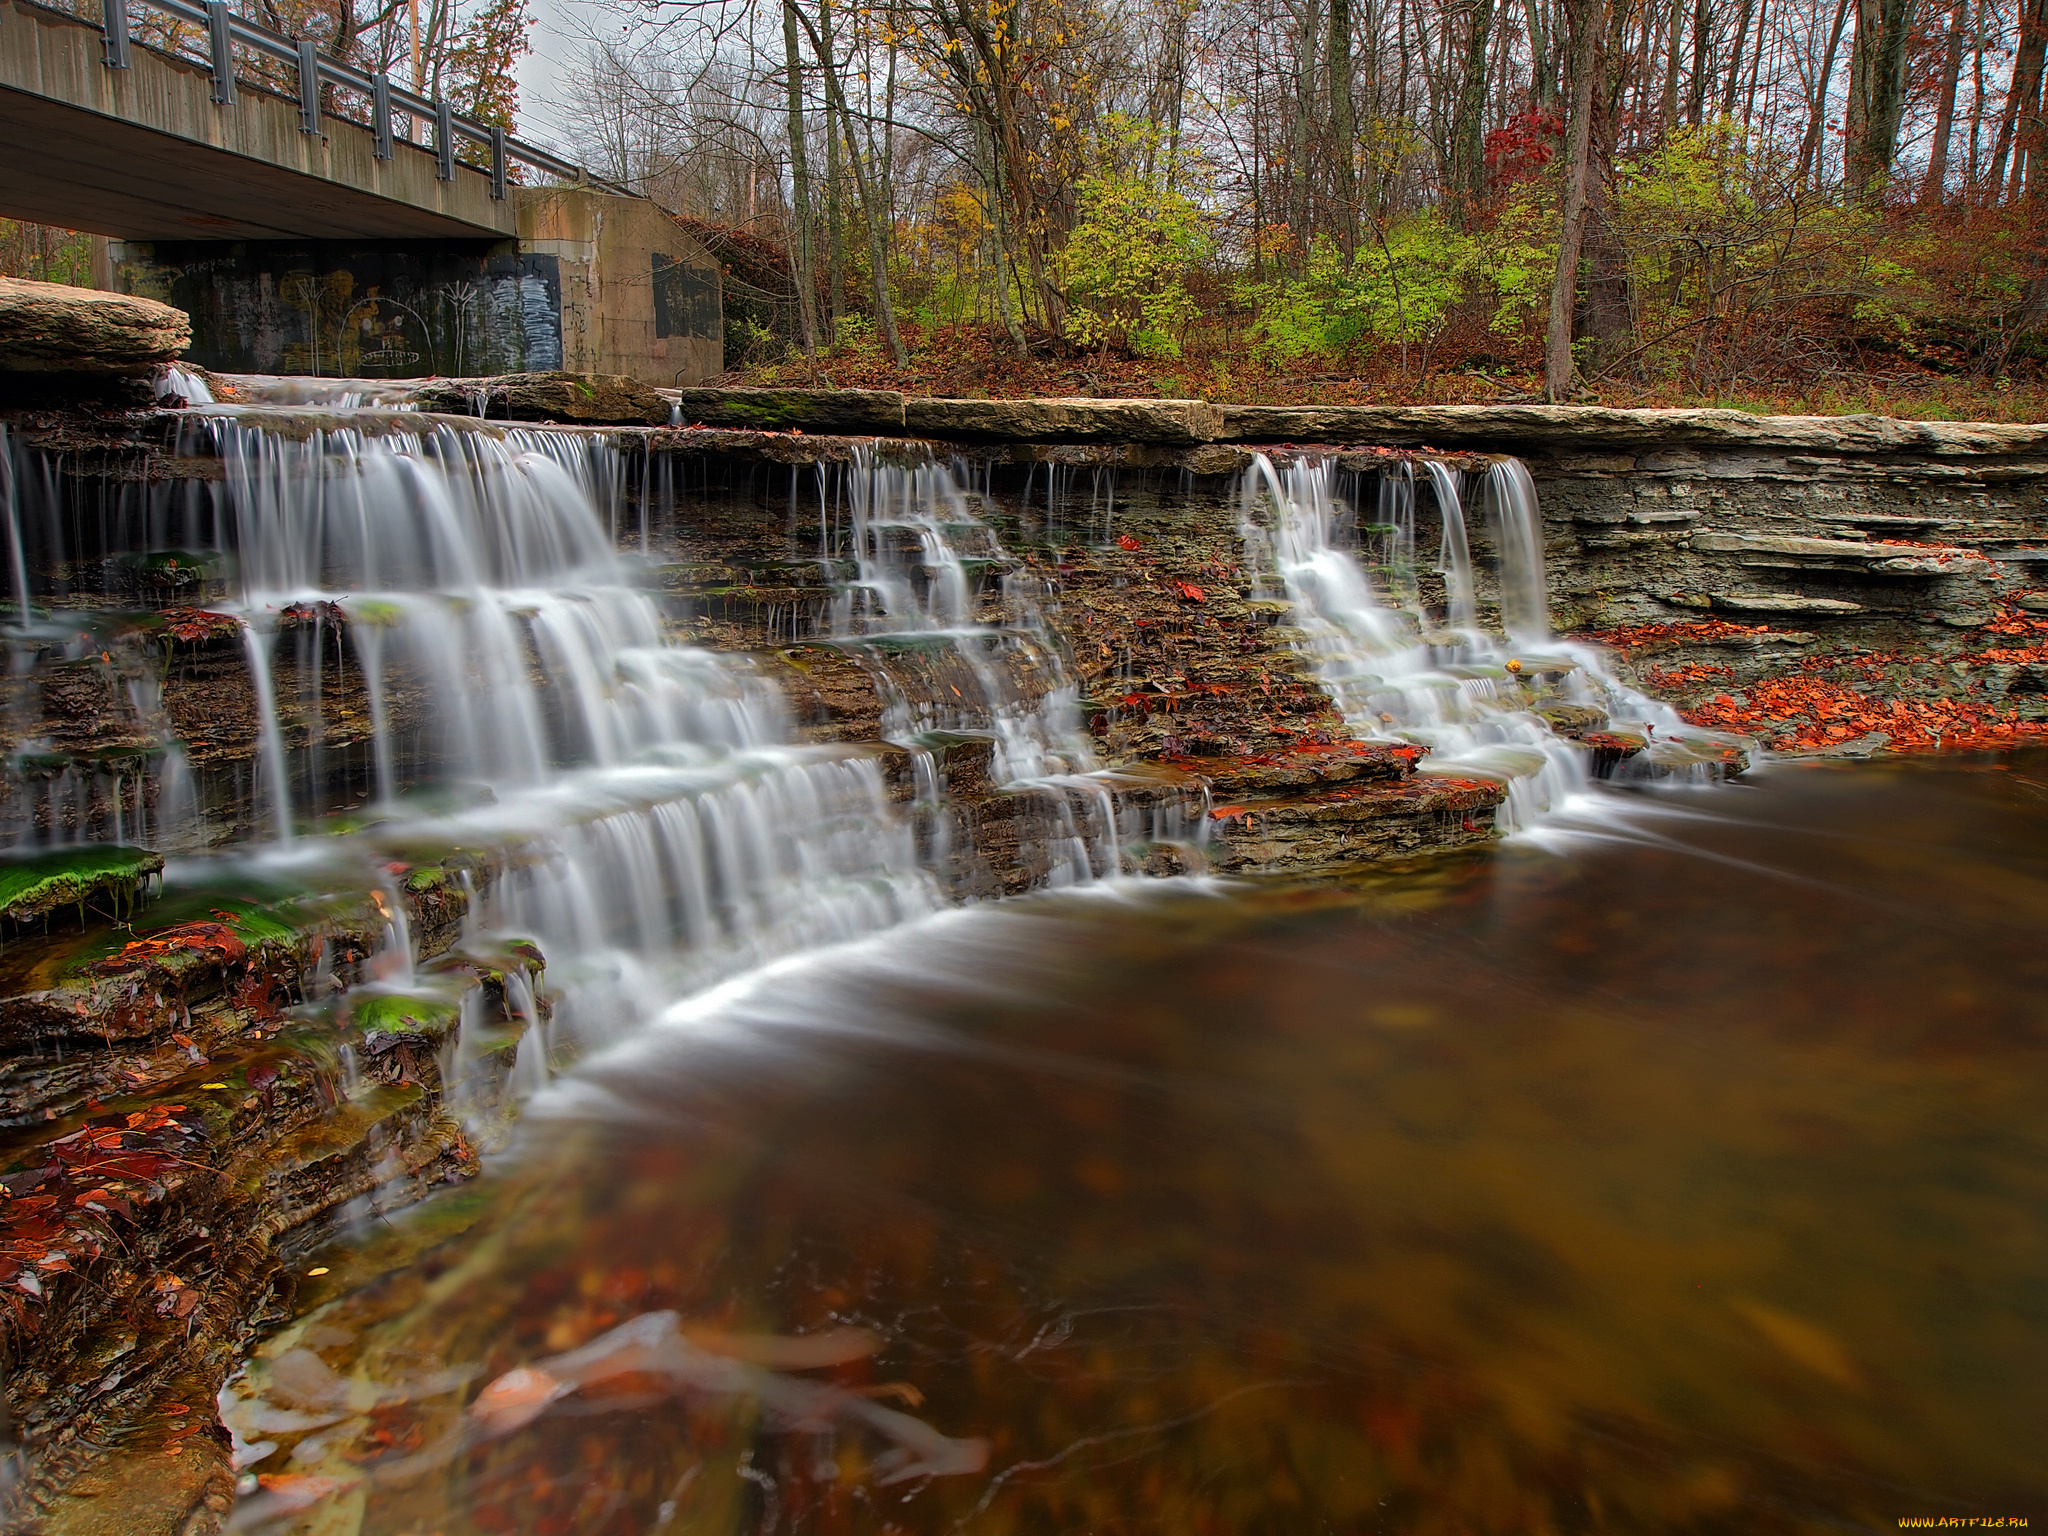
[91,0,631,199]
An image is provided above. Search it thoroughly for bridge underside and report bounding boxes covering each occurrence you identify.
[0,86,503,241]
[0,0,512,242]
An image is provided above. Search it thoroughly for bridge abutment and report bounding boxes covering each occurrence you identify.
[102,189,721,387]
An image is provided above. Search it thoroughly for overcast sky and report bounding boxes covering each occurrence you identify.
[515,0,617,154]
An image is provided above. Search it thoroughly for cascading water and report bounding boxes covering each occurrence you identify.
[816,445,1204,882]
[1242,453,1737,833]
[248,409,940,1039]
[0,405,942,1051]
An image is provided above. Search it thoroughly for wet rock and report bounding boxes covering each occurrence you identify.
[0,845,162,925]
[1210,775,1504,872]
[1579,731,1648,777]
[1218,403,2048,457]
[670,388,1229,444]
[408,371,671,425]
[0,278,189,375]
[1534,704,1609,738]
[1710,595,1866,615]
[0,882,545,1533]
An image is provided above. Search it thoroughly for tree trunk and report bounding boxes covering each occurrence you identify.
[1684,0,1712,124]
[1919,0,1969,200]
[1292,0,1324,243]
[820,0,844,335]
[781,0,819,362]
[1449,0,1497,224]
[1547,0,1603,399]
[1967,0,1990,195]
[1795,0,1853,184]
[792,0,906,364]
[1991,0,2048,200]
[984,125,1030,356]
[1583,0,1632,364]
[1844,0,1917,198]
[1661,0,1683,132]
[1329,0,1359,248]
[1719,0,1755,114]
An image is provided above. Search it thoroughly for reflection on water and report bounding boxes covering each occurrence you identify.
[239,756,2048,1534]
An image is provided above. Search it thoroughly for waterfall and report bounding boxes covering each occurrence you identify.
[1241,453,1732,833]
[176,407,943,1045]
[815,447,1195,883]
[1424,461,1479,633]
[1,425,29,628]
[1486,458,1550,647]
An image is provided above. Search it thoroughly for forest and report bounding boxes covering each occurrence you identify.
[542,0,2048,413]
[8,0,2048,412]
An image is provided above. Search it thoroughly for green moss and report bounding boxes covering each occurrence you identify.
[116,549,227,586]
[710,392,813,429]
[0,845,163,924]
[204,901,302,948]
[346,599,405,628]
[350,990,463,1038]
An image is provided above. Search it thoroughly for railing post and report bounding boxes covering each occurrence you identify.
[205,0,234,105]
[101,0,130,69]
[435,100,454,180]
[371,73,393,159]
[296,39,320,134]
[490,127,507,199]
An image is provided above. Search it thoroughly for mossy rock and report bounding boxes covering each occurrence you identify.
[350,989,466,1052]
[115,549,228,587]
[0,845,163,924]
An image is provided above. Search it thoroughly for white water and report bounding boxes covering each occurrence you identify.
[818,447,1204,882]
[1241,454,1740,834]
[182,408,941,1046]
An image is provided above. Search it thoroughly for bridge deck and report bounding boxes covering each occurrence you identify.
[0,0,515,241]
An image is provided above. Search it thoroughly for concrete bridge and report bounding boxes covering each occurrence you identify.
[0,0,722,383]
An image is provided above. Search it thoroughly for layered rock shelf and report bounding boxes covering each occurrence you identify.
[4,379,2046,1532]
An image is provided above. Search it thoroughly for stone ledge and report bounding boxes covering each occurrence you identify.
[654,388,2048,459]
[0,277,189,375]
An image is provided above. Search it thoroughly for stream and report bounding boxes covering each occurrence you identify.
[3,394,2041,1532]
[231,751,2047,1534]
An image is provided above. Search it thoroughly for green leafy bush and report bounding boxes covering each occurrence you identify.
[1058,120,1212,360]
[1243,213,1478,367]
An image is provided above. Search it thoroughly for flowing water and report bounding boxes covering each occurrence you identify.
[227,753,2048,1534]
[1240,454,1743,833]
[6,406,2041,1530]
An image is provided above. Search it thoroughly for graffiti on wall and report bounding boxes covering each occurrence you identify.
[116,242,563,378]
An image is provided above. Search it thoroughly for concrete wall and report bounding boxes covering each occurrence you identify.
[108,237,563,377]
[106,190,723,385]
[518,188,721,387]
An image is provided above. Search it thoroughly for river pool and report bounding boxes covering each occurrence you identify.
[234,754,2048,1535]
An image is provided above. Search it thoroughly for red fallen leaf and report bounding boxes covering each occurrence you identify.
[1171,582,1206,602]
[1116,535,1143,551]
[159,608,242,645]
[90,923,247,975]
[255,1473,352,1509]
[1210,804,1250,821]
